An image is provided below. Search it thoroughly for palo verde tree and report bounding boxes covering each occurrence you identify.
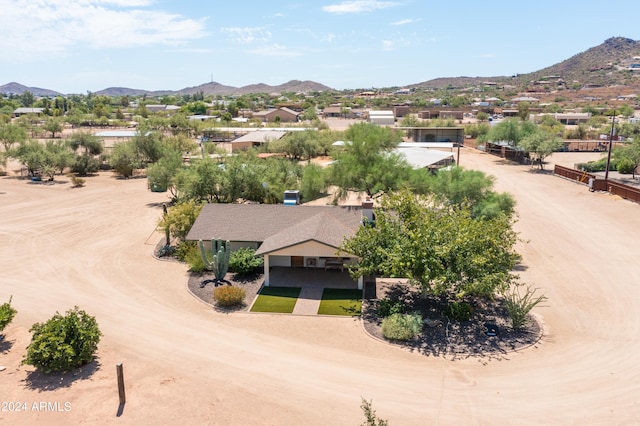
[341,190,519,299]
[67,131,103,175]
[425,166,515,219]
[329,122,411,197]
[487,118,537,147]
[519,129,564,170]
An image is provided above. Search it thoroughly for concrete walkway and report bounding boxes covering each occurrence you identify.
[292,286,324,315]
[269,267,358,315]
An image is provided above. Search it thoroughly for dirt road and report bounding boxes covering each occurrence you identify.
[1,149,639,425]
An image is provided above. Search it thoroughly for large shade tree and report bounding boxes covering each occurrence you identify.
[341,190,519,299]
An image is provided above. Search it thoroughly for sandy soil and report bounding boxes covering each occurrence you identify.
[1,148,640,425]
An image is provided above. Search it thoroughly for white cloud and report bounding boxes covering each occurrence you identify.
[220,27,272,44]
[322,1,399,14]
[382,40,394,51]
[0,0,207,61]
[391,18,415,26]
[247,44,302,57]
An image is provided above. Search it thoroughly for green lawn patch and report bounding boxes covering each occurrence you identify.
[250,287,301,313]
[317,288,362,316]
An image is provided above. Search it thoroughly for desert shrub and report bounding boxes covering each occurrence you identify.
[156,244,175,258]
[175,240,195,261]
[616,158,635,174]
[503,285,546,331]
[229,248,263,276]
[213,286,246,307]
[376,297,405,318]
[576,158,617,173]
[0,296,17,332]
[182,242,206,273]
[445,301,474,322]
[66,173,85,187]
[381,312,423,341]
[23,306,102,373]
[360,398,389,426]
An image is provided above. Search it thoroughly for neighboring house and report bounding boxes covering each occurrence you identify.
[145,104,181,114]
[251,107,300,123]
[229,130,287,151]
[369,110,395,125]
[398,126,465,144]
[13,107,44,117]
[186,203,373,288]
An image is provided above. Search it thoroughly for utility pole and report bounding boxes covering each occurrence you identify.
[604,110,616,182]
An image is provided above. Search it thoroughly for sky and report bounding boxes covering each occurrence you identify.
[1,0,640,94]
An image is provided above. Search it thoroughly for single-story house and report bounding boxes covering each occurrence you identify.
[186,203,373,288]
[13,107,44,117]
[251,107,300,123]
[229,130,287,151]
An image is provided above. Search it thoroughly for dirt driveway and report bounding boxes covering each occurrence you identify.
[1,150,639,425]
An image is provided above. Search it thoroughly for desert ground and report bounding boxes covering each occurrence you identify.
[1,148,639,425]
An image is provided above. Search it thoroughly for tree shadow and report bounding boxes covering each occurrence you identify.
[0,335,15,353]
[364,283,543,363]
[22,358,101,392]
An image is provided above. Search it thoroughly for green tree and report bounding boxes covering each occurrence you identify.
[300,163,327,201]
[159,200,203,241]
[519,129,564,170]
[329,123,408,197]
[0,123,28,152]
[13,140,46,176]
[173,158,225,203]
[20,90,35,107]
[341,190,519,299]
[67,132,103,176]
[517,101,531,121]
[43,117,63,138]
[613,140,640,178]
[23,307,102,373]
[476,111,489,122]
[146,148,184,194]
[360,398,389,426]
[110,141,142,178]
[426,166,515,218]
[44,139,74,176]
[487,119,536,147]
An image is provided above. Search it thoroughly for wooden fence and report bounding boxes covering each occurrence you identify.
[554,165,640,201]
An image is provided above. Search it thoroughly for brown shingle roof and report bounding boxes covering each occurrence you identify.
[186,204,364,252]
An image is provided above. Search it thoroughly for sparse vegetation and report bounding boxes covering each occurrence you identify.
[503,285,547,331]
[0,296,17,332]
[381,312,422,341]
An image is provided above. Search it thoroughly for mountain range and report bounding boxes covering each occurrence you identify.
[2,37,639,97]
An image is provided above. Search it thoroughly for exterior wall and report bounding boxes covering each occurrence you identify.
[266,240,351,258]
[269,255,291,267]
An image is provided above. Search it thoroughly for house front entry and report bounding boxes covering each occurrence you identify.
[291,256,304,268]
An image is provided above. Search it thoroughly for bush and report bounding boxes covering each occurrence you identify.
[504,285,546,331]
[23,307,102,373]
[376,297,405,318]
[381,312,423,341]
[616,158,636,174]
[445,301,474,322]
[0,296,17,332]
[229,248,263,276]
[183,242,206,273]
[213,286,246,307]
